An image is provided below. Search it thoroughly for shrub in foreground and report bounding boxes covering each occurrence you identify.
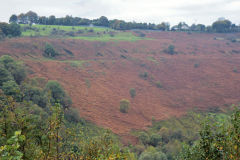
[178,106,240,160]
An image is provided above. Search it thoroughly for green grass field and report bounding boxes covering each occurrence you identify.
[20,24,148,41]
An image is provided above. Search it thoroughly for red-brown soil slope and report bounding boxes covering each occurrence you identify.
[0,32,240,136]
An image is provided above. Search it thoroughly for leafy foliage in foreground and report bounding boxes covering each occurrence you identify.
[0,55,134,159]
[131,108,235,159]
[178,106,240,160]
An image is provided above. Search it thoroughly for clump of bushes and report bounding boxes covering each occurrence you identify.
[45,80,72,109]
[139,72,148,79]
[0,22,21,38]
[139,33,146,37]
[22,84,48,108]
[149,133,162,147]
[77,30,84,34]
[138,132,150,145]
[233,68,238,73]
[231,39,237,43]
[164,45,177,55]
[120,99,130,113]
[2,80,21,101]
[0,64,14,86]
[156,81,163,88]
[109,31,115,37]
[88,29,94,33]
[43,43,58,57]
[51,28,58,35]
[232,50,240,54]
[0,55,26,85]
[138,132,162,147]
[134,30,146,37]
[194,63,199,68]
[139,147,167,160]
[65,31,75,37]
[120,55,127,59]
[96,52,103,56]
[129,88,136,98]
[0,29,4,40]
[0,56,25,101]
[0,55,72,109]
[64,108,81,123]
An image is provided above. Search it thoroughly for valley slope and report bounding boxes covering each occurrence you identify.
[0,31,239,138]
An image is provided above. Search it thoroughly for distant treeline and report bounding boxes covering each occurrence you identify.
[8,11,240,33]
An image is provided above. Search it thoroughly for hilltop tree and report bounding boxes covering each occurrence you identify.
[62,15,73,26]
[38,16,48,25]
[177,22,189,31]
[26,11,38,24]
[98,16,109,27]
[17,13,27,24]
[9,14,18,23]
[212,20,232,33]
[110,20,129,30]
[48,15,56,25]
[190,24,206,32]
[157,22,170,31]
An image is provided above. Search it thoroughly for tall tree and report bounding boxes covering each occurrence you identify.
[98,16,109,27]
[38,16,48,25]
[212,20,232,33]
[48,15,56,25]
[9,14,18,23]
[17,13,27,24]
[25,11,38,24]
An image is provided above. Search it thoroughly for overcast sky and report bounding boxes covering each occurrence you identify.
[0,0,239,26]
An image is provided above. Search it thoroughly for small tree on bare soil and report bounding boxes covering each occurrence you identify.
[120,99,130,113]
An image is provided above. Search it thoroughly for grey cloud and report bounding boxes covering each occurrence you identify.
[0,0,239,25]
[174,0,238,11]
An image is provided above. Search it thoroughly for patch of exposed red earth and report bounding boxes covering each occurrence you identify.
[0,32,240,142]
